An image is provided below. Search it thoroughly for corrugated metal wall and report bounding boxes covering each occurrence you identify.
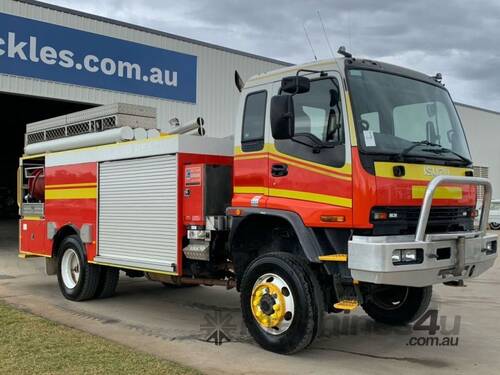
[0,0,287,138]
[457,103,500,199]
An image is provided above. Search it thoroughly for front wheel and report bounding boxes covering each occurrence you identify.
[240,252,323,354]
[490,222,500,230]
[362,285,432,325]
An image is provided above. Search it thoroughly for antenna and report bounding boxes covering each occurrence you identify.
[303,22,317,61]
[317,10,335,58]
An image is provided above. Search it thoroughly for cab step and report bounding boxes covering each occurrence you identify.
[318,254,348,262]
[333,299,359,311]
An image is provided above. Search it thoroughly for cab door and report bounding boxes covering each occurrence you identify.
[267,72,353,227]
[233,87,270,208]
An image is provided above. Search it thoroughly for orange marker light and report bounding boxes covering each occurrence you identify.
[320,215,345,223]
[373,212,388,220]
[227,208,243,216]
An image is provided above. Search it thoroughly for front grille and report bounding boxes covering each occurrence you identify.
[370,206,474,235]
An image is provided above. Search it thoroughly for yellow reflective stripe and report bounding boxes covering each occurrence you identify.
[412,186,463,200]
[22,216,44,221]
[234,154,267,161]
[45,187,97,200]
[267,144,352,175]
[344,91,358,146]
[46,182,97,189]
[234,144,352,176]
[319,254,348,262]
[234,186,268,194]
[269,154,352,181]
[269,188,352,208]
[19,251,51,258]
[375,162,470,181]
[234,185,352,207]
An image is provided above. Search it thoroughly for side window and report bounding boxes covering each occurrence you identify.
[275,77,346,168]
[293,78,344,145]
[241,91,267,152]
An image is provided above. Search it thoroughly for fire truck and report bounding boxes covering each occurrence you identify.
[18,52,498,354]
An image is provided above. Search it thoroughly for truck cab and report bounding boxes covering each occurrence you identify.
[229,56,497,352]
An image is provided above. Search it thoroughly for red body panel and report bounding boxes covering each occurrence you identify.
[351,147,378,228]
[183,164,205,226]
[45,162,98,259]
[233,146,475,230]
[20,219,48,255]
[22,155,233,274]
[177,154,233,275]
[375,178,475,207]
[233,150,353,227]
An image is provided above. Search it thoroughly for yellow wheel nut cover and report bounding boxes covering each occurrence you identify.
[251,282,286,328]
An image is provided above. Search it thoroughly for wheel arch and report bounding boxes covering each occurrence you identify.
[228,208,323,289]
[52,224,81,258]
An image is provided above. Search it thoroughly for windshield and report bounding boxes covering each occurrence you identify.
[347,69,471,163]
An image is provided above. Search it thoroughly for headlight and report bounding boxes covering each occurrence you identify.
[485,240,497,254]
[392,249,423,265]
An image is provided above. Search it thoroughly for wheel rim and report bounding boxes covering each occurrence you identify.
[250,273,295,335]
[61,248,81,289]
[371,286,410,310]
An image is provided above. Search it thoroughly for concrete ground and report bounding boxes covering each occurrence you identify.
[1,219,499,375]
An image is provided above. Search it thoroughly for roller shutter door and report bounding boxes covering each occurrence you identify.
[97,154,178,273]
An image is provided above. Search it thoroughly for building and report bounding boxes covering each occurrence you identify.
[0,0,288,216]
[0,0,499,219]
[456,103,500,199]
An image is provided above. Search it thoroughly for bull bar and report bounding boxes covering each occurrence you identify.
[348,176,498,287]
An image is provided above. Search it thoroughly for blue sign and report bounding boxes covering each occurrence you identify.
[0,12,197,103]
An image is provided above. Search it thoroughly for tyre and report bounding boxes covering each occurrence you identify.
[95,266,120,298]
[362,285,432,325]
[56,235,101,301]
[240,252,323,354]
[490,222,500,230]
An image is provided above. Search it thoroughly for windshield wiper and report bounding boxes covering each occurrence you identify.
[395,140,471,164]
[395,140,440,161]
[421,146,472,164]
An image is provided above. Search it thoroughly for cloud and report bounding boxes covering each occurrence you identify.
[46,0,500,111]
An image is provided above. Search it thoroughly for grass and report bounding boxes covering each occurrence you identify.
[0,301,200,375]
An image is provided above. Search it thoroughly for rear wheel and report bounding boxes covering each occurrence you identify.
[95,267,120,298]
[57,235,101,301]
[240,252,323,354]
[362,285,432,325]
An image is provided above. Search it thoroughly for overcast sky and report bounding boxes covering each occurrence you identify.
[46,0,500,112]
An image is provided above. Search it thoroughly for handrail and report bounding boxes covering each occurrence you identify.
[415,176,492,242]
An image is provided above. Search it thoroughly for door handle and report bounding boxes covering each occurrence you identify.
[271,163,288,177]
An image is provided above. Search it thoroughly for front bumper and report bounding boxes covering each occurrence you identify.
[348,175,498,287]
[348,232,498,287]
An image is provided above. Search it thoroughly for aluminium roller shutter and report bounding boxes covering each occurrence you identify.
[97,154,178,273]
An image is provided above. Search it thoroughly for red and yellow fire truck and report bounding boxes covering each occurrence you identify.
[18,54,498,354]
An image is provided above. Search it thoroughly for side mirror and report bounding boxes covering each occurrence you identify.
[281,76,310,94]
[271,95,295,140]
